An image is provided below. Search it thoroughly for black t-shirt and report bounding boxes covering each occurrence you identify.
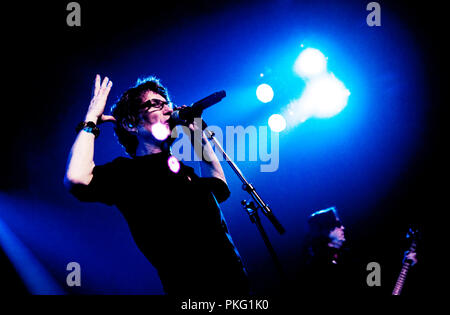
[287,242,365,296]
[71,151,249,295]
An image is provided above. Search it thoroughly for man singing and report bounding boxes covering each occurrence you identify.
[64,75,249,295]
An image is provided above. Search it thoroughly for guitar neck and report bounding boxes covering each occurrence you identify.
[392,239,417,296]
[392,261,411,295]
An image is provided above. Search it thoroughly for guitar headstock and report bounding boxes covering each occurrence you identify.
[405,227,420,255]
[406,227,420,242]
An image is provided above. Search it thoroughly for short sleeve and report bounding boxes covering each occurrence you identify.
[69,158,126,205]
[198,177,231,203]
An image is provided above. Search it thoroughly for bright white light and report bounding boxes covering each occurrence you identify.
[304,73,350,118]
[268,114,286,132]
[256,83,274,103]
[151,122,170,141]
[294,48,327,78]
[284,73,350,125]
[167,156,180,173]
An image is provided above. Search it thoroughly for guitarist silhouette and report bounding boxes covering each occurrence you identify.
[392,228,419,295]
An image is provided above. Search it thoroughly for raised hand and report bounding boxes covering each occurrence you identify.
[403,251,418,266]
[85,74,116,124]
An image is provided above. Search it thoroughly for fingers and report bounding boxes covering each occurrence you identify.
[97,76,113,99]
[87,75,113,119]
[99,76,110,94]
[100,114,117,123]
[94,74,100,95]
[101,76,109,89]
[94,75,113,96]
[105,80,113,94]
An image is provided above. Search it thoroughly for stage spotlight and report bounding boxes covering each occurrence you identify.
[294,48,327,79]
[268,114,286,132]
[256,83,274,103]
[304,73,350,118]
[285,73,350,125]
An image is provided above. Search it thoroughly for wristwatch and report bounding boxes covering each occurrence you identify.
[76,121,100,138]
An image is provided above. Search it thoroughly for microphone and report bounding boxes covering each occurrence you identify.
[170,90,226,124]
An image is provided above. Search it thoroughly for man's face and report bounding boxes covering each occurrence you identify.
[137,90,174,142]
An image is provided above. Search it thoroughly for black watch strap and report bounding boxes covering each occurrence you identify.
[76,121,100,138]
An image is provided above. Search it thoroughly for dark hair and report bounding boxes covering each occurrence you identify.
[306,207,343,254]
[307,207,342,237]
[304,207,345,263]
[111,76,170,157]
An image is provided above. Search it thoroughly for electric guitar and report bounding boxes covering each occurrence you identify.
[392,228,419,295]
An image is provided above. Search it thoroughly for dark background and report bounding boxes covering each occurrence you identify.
[0,0,444,297]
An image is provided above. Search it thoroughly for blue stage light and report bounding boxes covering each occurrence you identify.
[0,217,64,294]
[256,83,274,103]
[268,114,286,132]
[294,48,327,79]
[304,73,350,119]
[285,73,350,125]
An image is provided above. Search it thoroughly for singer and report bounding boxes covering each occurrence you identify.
[64,75,250,295]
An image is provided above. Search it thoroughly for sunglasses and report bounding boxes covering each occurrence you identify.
[139,99,172,111]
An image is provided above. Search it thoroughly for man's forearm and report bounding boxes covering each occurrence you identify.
[191,129,226,183]
[64,121,96,187]
[65,75,113,188]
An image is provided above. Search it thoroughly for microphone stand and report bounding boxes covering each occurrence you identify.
[201,119,286,280]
